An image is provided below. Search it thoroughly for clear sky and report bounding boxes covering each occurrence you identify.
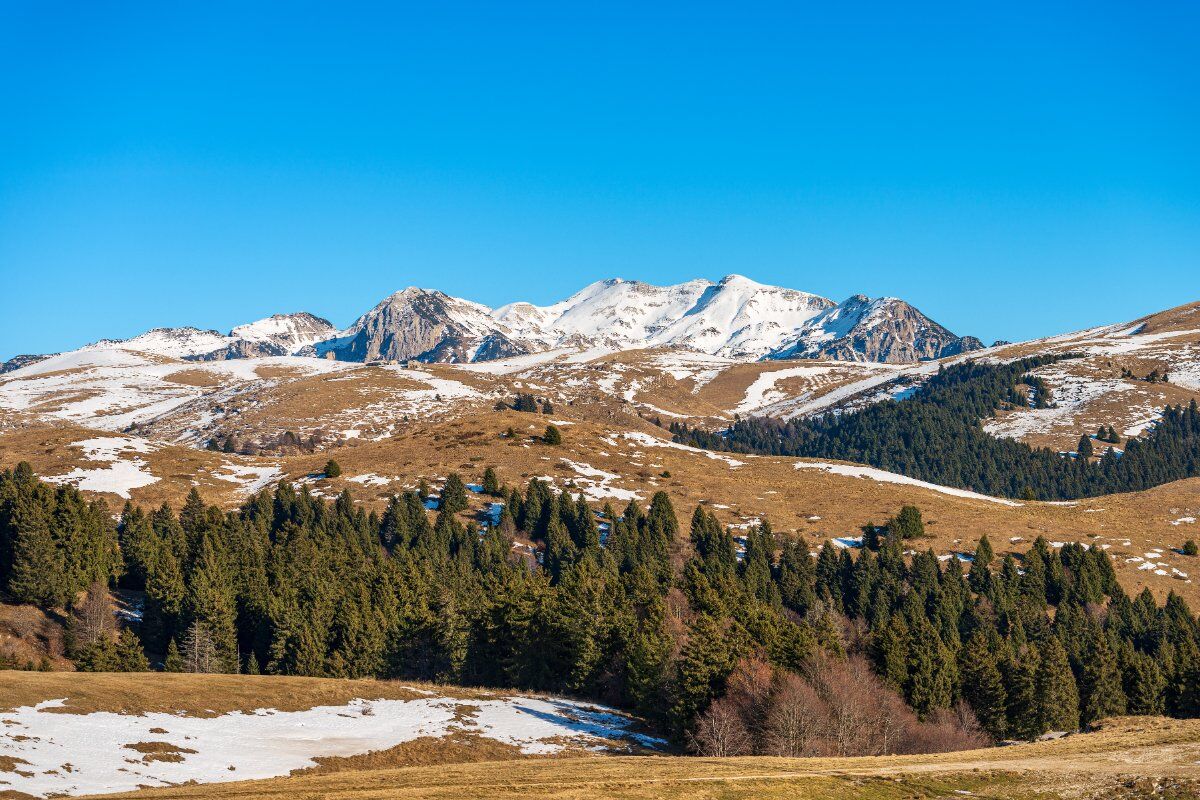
[2,1,1197,360]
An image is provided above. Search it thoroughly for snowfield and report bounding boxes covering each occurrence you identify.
[43,437,161,499]
[0,694,664,798]
[792,461,1025,507]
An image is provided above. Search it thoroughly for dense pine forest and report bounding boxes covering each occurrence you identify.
[670,356,1200,501]
[2,461,1200,754]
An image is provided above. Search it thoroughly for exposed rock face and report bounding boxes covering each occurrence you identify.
[315,289,529,363]
[1,354,52,374]
[767,296,983,363]
[29,277,982,367]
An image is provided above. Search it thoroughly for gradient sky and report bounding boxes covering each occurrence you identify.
[2,1,1197,360]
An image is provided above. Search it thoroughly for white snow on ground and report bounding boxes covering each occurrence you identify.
[793,462,1024,507]
[451,348,583,375]
[214,464,284,495]
[647,351,734,389]
[772,362,932,420]
[347,473,396,487]
[43,437,160,499]
[0,694,662,798]
[560,460,641,502]
[0,354,353,434]
[383,367,482,406]
[1171,360,1200,391]
[44,462,159,499]
[618,431,745,468]
[1172,517,1196,526]
[983,366,1131,440]
[734,366,840,416]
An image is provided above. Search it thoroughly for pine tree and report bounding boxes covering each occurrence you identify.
[1033,636,1079,732]
[906,620,954,718]
[1003,649,1040,740]
[115,629,150,672]
[164,639,184,672]
[543,424,563,446]
[960,632,1007,739]
[1077,434,1094,459]
[482,466,500,496]
[440,473,469,514]
[323,459,342,478]
[7,503,68,607]
[1080,633,1126,725]
[1122,648,1165,716]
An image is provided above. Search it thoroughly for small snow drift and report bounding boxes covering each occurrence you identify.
[0,693,663,798]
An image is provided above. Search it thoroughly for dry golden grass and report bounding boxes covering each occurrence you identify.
[83,715,1200,800]
[0,672,504,716]
[4,409,1200,604]
[2,669,1198,800]
[161,369,228,387]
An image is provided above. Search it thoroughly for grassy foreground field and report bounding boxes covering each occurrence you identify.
[2,673,1196,800]
[89,715,1200,800]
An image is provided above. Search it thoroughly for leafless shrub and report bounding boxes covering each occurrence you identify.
[689,696,753,756]
[694,654,989,759]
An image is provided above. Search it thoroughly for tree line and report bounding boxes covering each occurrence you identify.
[671,357,1200,500]
[2,461,1199,752]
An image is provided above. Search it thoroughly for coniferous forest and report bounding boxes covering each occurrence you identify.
[3,461,1200,754]
[670,357,1200,501]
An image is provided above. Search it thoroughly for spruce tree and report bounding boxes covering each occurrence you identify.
[1080,633,1126,725]
[1077,435,1093,459]
[440,473,469,514]
[1033,636,1079,732]
[960,631,1007,739]
[164,639,184,672]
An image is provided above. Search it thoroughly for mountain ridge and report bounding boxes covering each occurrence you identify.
[5,276,982,368]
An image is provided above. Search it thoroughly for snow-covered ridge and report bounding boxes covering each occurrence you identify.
[21,276,979,367]
[78,313,337,361]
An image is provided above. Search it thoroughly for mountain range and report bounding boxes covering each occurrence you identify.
[4,275,982,371]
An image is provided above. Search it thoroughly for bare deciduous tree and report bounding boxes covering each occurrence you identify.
[71,580,115,651]
[689,697,753,756]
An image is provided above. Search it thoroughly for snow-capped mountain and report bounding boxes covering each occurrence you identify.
[768,295,984,362]
[10,277,980,368]
[311,289,529,363]
[495,275,837,358]
[74,313,338,362]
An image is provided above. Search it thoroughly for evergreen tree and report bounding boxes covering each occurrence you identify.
[1080,633,1126,725]
[960,631,1007,739]
[440,473,469,514]
[164,639,184,672]
[482,466,501,496]
[1033,636,1079,732]
[323,459,342,478]
[543,424,563,446]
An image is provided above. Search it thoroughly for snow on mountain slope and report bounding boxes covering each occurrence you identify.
[227,312,338,353]
[74,313,338,362]
[769,295,983,363]
[977,300,1200,451]
[82,327,232,358]
[315,288,529,363]
[495,275,836,357]
[13,276,978,368]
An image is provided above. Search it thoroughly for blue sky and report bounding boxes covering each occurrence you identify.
[2,1,1197,359]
